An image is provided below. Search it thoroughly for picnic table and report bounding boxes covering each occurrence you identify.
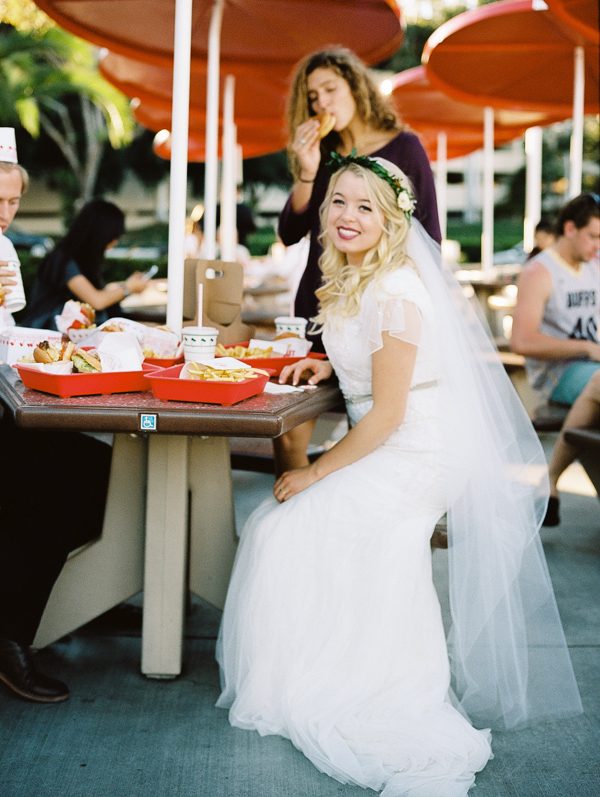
[0,363,341,678]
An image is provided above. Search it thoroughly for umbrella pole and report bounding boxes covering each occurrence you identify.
[481,106,495,274]
[524,126,542,253]
[166,0,193,333]
[568,45,584,198]
[204,0,225,259]
[435,131,448,244]
[220,75,237,262]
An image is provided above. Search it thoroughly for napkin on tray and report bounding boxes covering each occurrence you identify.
[95,332,144,372]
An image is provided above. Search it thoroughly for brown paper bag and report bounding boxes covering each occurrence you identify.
[182,259,254,345]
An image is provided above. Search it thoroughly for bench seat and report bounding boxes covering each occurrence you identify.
[564,428,600,496]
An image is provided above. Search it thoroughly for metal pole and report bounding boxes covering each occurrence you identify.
[524,126,542,252]
[435,131,448,243]
[220,75,237,261]
[481,106,495,273]
[203,0,225,259]
[166,0,193,333]
[568,45,584,198]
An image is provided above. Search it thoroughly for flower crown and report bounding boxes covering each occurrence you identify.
[326,150,416,218]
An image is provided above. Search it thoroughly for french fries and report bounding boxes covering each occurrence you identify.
[215,343,274,359]
[186,363,269,382]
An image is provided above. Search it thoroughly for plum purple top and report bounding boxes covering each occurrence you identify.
[278,131,441,352]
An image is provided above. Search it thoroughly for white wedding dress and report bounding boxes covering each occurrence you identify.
[217,266,493,796]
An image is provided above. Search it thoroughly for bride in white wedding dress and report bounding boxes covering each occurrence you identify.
[216,156,582,796]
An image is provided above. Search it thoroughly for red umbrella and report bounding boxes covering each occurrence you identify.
[100,51,288,157]
[133,99,286,159]
[422,0,598,264]
[391,66,567,244]
[99,51,289,128]
[35,0,404,67]
[391,66,564,158]
[422,0,598,114]
[546,0,599,45]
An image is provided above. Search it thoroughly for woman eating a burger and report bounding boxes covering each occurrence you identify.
[275,46,441,475]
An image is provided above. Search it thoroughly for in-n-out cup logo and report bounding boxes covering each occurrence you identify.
[274,316,307,339]
[182,326,218,362]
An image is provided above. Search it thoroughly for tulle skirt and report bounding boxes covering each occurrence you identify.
[216,444,492,796]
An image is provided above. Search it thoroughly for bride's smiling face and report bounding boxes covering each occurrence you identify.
[326,171,384,266]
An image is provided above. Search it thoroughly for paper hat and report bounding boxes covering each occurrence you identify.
[0,128,18,164]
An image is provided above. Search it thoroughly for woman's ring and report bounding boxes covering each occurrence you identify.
[300,138,306,144]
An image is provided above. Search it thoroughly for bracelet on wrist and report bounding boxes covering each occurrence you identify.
[121,283,131,298]
[298,174,316,184]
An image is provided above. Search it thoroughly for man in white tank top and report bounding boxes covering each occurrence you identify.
[511,193,600,406]
[511,193,599,527]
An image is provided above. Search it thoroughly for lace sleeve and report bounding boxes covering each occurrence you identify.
[364,271,424,356]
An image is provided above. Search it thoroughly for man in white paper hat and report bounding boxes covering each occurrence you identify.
[0,127,29,323]
[0,128,112,704]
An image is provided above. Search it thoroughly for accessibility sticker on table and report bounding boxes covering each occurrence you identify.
[139,413,158,431]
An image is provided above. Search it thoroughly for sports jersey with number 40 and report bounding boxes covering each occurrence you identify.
[525,247,599,399]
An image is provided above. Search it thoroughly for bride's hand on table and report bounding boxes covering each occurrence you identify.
[279,358,332,386]
[274,464,319,503]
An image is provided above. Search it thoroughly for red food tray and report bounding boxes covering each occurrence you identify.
[216,341,327,376]
[144,364,271,405]
[16,363,156,398]
[143,355,184,368]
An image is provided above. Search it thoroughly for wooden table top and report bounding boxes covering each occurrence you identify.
[0,365,342,438]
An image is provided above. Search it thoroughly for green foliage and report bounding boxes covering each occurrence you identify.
[446,217,524,262]
[119,222,170,248]
[0,21,134,211]
[16,251,167,302]
[246,227,278,257]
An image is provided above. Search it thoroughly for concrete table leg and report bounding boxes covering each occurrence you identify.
[142,434,189,678]
[188,436,237,610]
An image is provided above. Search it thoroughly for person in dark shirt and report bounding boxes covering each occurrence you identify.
[276,47,441,475]
[21,199,148,330]
[0,142,112,704]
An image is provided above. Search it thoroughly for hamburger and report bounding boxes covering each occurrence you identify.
[71,348,102,373]
[274,331,301,341]
[33,339,76,363]
[316,111,336,139]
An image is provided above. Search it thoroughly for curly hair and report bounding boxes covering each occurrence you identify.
[286,47,401,180]
[312,162,412,328]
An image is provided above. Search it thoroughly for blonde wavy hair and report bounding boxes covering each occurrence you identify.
[313,162,412,327]
[286,47,401,180]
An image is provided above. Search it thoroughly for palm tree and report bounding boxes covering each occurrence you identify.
[0,22,134,204]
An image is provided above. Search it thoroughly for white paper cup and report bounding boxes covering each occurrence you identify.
[182,326,218,362]
[2,260,26,313]
[274,316,307,339]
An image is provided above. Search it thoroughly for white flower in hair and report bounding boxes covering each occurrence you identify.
[397,190,415,213]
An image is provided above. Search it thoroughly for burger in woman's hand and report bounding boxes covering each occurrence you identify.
[316,112,335,139]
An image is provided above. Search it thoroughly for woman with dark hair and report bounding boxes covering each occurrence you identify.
[21,198,148,329]
[275,46,441,474]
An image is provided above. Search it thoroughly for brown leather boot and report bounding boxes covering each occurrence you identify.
[0,639,69,703]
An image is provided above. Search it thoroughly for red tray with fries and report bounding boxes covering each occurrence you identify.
[216,341,326,376]
[16,363,157,398]
[144,363,273,405]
